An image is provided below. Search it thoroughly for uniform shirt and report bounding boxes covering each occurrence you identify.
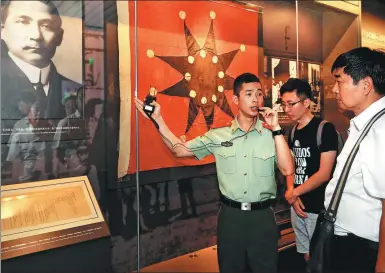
[325,96,385,242]
[187,117,277,203]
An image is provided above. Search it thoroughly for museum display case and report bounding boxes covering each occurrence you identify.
[1,176,111,273]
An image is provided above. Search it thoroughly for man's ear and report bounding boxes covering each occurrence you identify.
[303,98,311,109]
[55,28,64,46]
[362,76,374,95]
[232,95,239,105]
[1,21,5,38]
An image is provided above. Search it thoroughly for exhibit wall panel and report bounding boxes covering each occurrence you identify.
[321,14,360,140]
[297,1,360,140]
[361,1,385,50]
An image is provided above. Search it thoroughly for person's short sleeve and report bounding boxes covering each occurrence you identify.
[319,122,338,153]
[186,132,214,160]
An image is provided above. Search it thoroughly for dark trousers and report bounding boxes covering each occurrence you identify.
[328,234,378,273]
[217,204,278,273]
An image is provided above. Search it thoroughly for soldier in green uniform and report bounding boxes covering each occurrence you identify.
[135,73,294,273]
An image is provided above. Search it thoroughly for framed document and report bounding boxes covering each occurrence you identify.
[1,176,109,260]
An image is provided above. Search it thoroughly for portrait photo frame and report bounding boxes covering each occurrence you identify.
[1,0,85,143]
[1,0,87,185]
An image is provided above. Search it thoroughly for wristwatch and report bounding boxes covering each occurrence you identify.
[272,128,285,136]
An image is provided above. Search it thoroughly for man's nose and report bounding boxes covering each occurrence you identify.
[332,82,339,94]
[28,23,43,40]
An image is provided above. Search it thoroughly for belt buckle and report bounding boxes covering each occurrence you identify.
[241,202,251,211]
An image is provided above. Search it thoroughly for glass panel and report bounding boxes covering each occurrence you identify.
[0,0,107,197]
[361,1,385,51]
[133,0,259,269]
[1,0,85,185]
[242,0,298,248]
[298,1,360,137]
[120,1,274,271]
[1,1,115,271]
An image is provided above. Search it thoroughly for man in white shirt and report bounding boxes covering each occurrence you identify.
[6,101,46,182]
[325,47,385,273]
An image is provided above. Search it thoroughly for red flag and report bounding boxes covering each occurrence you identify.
[126,1,259,174]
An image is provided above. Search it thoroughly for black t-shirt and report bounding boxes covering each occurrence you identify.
[289,117,338,214]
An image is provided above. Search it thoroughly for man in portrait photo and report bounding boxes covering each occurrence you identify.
[1,0,82,139]
[1,0,83,183]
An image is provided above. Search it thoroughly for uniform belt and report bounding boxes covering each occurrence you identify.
[220,194,274,211]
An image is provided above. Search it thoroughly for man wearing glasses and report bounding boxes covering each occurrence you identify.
[280,78,338,264]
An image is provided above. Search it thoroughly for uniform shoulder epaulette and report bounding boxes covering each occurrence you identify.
[210,121,232,130]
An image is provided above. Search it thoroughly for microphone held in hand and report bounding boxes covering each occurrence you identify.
[143,94,156,115]
[142,89,159,130]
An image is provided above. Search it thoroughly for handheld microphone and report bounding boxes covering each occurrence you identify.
[143,87,159,130]
[143,86,157,114]
[143,94,156,115]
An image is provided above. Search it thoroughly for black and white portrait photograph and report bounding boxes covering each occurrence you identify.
[1,0,84,184]
[1,0,84,141]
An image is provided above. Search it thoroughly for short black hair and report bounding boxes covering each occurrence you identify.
[233,73,260,97]
[84,98,102,118]
[331,47,385,95]
[1,0,62,26]
[279,78,312,99]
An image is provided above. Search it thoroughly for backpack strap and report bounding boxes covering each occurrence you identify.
[289,123,298,145]
[316,120,328,149]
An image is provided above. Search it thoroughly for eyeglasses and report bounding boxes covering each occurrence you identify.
[281,99,305,109]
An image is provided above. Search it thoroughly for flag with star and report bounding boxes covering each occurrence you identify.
[126,1,261,174]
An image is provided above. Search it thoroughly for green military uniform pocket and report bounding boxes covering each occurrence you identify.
[217,148,237,174]
[253,146,275,177]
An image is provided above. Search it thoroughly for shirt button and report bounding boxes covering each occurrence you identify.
[244,154,247,158]
[244,173,247,176]
[244,191,247,194]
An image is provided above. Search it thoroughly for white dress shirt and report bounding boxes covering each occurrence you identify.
[325,96,385,242]
[8,52,51,95]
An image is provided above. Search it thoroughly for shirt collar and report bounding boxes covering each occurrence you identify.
[230,116,263,134]
[351,96,385,131]
[74,110,81,118]
[8,51,51,85]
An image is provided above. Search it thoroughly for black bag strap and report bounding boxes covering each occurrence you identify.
[326,107,385,222]
[316,120,327,149]
[289,123,298,145]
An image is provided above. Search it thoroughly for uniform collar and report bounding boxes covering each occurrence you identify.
[231,116,263,134]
